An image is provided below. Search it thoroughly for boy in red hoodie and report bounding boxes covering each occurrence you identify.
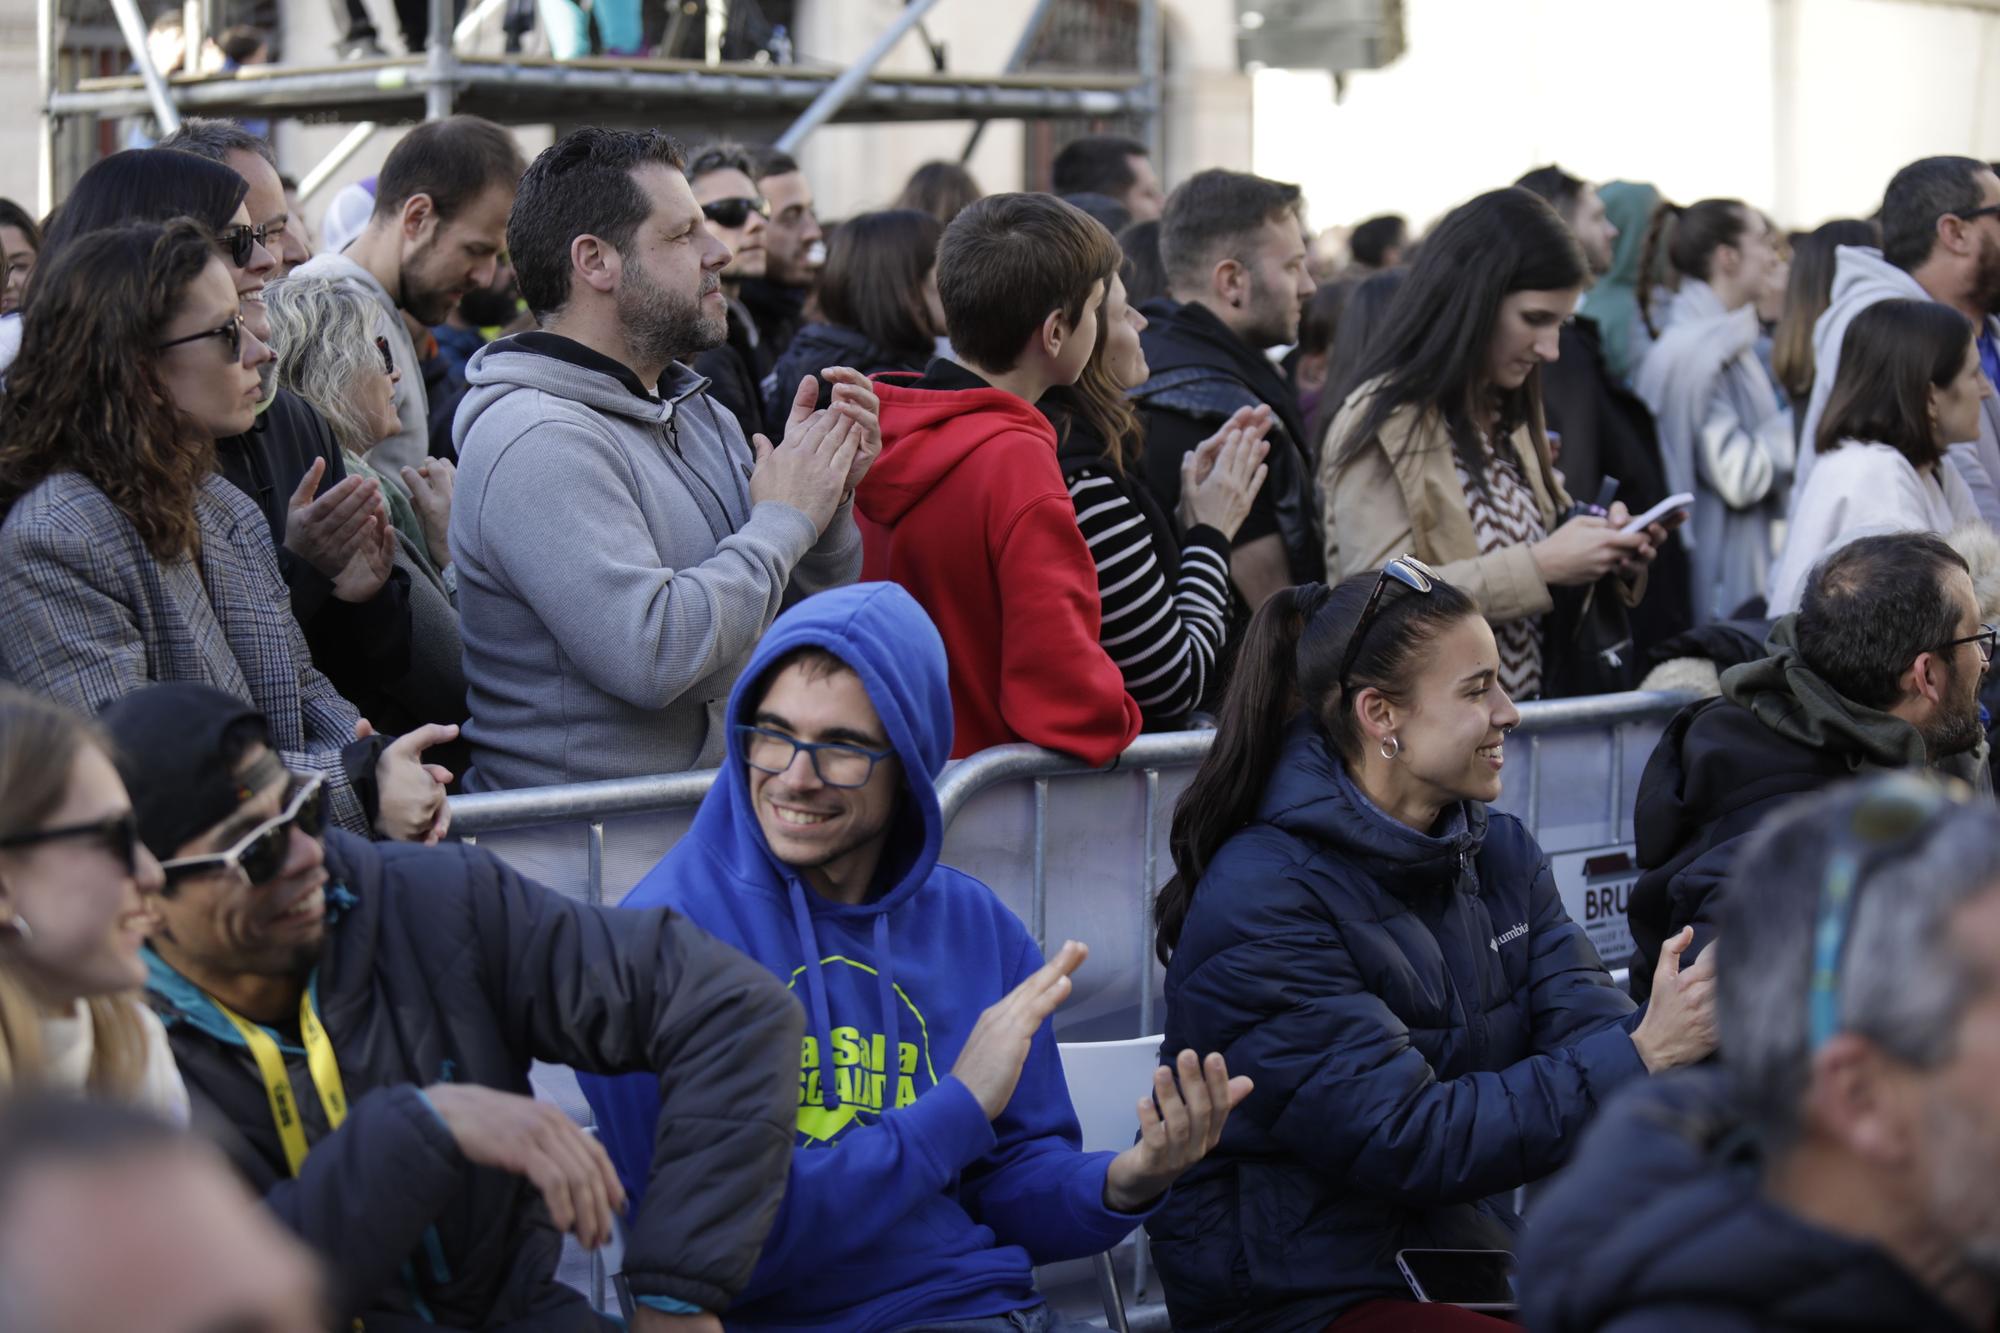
[858,193,1143,763]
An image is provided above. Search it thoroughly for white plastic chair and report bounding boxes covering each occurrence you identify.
[1058,1035,1166,1333]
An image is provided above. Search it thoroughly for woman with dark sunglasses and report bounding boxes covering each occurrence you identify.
[0,220,456,847]
[0,686,187,1120]
[1146,567,1718,1331]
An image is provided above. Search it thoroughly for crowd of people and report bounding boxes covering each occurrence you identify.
[1,112,1999,1333]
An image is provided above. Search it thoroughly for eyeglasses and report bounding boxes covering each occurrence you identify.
[701,197,769,229]
[374,334,395,375]
[736,725,894,789]
[0,811,142,875]
[1940,623,1999,666]
[158,312,244,360]
[1337,555,1440,690]
[158,775,325,891]
[1807,774,1969,1052]
[215,221,274,269]
[1948,205,2000,227]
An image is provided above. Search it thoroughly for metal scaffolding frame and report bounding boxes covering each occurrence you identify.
[37,0,1160,205]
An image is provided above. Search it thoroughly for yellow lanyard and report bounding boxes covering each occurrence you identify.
[214,987,348,1177]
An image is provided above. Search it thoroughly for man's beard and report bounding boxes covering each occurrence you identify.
[1976,231,2000,317]
[1922,657,1987,759]
[398,238,463,327]
[1243,271,1301,350]
[619,260,725,369]
[1923,1087,2000,1284]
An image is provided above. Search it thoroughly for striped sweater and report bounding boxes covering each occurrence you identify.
[1065,463,1232,726]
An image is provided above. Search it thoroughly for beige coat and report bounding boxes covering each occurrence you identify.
[1321,385,1570,624]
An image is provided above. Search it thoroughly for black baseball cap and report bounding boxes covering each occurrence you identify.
[98,684,272,860]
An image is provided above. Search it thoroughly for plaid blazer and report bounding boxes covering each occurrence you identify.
[0,472,370,833]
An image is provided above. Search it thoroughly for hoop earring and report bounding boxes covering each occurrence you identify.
[1379,735,1401,761]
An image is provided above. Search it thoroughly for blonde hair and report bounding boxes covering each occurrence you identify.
[0,686,150,1100]
[262,273,394,454]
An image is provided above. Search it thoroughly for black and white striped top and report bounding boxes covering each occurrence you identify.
[1065,463,1234,726]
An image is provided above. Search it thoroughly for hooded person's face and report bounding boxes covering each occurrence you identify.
[746,660,903,904]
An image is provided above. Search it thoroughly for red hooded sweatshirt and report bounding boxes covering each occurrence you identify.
[857,365,1142,764]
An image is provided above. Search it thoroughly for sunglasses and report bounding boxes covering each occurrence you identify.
[159,311,245,360]
[1949,205,2000,227]
[158,775,326,891]
[375,334,395,375]
[1807,774,1969,1052]
[0,811,143,875]
[701,196,769,229]
[1337,555,1440,690]
[216,221,274,269]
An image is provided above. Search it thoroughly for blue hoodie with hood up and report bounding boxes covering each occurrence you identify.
[581,583,1143,1331]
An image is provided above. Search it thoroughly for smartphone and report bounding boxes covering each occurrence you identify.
[1620,492,1695,535]
[1394,1248,1518,1311]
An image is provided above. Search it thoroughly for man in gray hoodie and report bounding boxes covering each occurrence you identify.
[450,127,879,792]
[1799,155,2000,526]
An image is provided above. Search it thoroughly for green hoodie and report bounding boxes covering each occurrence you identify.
[1580,181,1663,384]
[1720,616,1990,788]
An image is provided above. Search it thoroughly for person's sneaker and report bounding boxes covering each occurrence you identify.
[336,35,386,59]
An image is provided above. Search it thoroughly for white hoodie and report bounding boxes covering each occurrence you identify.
[1799,247,2000,527]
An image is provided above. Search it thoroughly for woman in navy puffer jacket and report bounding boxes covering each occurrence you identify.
[1148,562,1719,1332]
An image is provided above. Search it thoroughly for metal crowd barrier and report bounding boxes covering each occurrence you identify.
[456,689,1696,1039]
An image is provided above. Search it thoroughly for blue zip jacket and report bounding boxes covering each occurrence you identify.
[581,583,1144,1332]
[1148,717,1643,1331]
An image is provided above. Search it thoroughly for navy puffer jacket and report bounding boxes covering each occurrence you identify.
[1149,717,1643,1331]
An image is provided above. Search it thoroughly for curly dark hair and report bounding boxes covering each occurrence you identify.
[0,219,221,562]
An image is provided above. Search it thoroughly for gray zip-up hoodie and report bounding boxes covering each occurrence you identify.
[449,335,861,791]
[1798,245,2000,527]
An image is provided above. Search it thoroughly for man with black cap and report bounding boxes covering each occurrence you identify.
[102,681,804,1332]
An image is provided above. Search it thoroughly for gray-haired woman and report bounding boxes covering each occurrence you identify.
[264,273,467,730]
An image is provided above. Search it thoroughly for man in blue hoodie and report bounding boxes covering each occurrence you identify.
[583,583,1250,1332]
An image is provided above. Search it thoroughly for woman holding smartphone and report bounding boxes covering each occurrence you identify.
[1147,563,1718,1330]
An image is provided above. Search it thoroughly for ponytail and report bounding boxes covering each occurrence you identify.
[1636,202,1682,339]
[1154,587,1321,964]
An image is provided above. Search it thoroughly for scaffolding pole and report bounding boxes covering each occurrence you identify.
[35,0,57,212]
[959,0,1057,162]
[297,120,380,202]
[107,0,182,134]
[775,0,952,152]
[1137,0,1161,166]
[424,0,456,118]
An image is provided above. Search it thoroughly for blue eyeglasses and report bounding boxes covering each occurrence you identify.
[1806,773,1970,1051]
[736,725,894,789]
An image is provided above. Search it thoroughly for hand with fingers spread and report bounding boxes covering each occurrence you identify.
[1102,1048,1253,1211]
[371,722,458,844]
[1631,926,1719,1071]
[749,384,863,536]
[1179,405,1274,540]
[399,458,456,572]
[285,459,388,593]
[422,1084,625,1251]
[818,366,884,495]
[331,511,398,604]
[951,940,1088,1120]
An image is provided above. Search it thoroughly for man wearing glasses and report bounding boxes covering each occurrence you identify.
[99,681,804,1333]
[1628,532,1993,1004]
[1800,155,2000,526]
[1523,772,2000,1333]
[583,584,1247,1333]
[686,142,779,438]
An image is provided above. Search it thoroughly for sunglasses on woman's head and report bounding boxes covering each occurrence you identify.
[0,811,144,875]
[157,775,326,893]
[701,196,769,229]
[1337,555,1441,690]
[158,312,245,360]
